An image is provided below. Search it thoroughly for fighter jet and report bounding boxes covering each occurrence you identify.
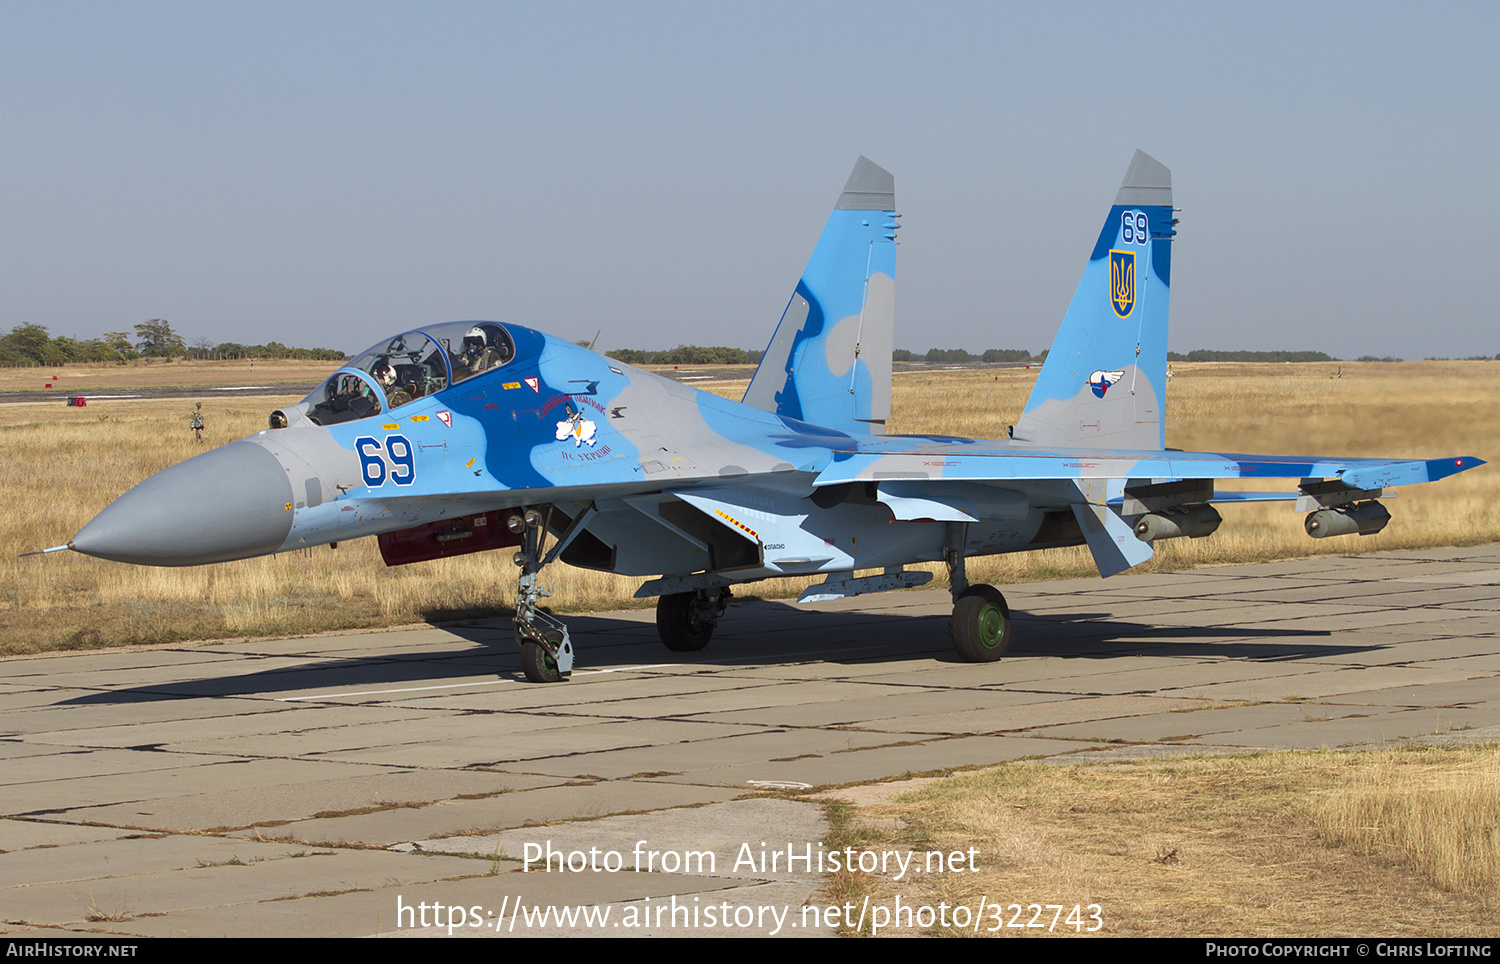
[62,153,1483,682]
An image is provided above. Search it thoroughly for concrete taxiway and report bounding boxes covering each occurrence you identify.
[3,545,1499,937]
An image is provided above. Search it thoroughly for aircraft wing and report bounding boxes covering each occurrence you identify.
[811,447,1481,491]
[807,444,1482,579]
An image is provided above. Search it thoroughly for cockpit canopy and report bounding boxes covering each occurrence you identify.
[302,321,515,426]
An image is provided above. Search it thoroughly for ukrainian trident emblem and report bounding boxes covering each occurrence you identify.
[1110,250,1135,318]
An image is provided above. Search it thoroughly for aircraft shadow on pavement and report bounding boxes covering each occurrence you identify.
[61,600,1342,705]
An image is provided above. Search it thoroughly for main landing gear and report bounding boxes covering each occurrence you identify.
[945,540,1011,662]
[655,587,731,652]
[510,508,574,683]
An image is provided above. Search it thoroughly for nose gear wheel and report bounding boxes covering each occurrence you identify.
[510,507,575,683]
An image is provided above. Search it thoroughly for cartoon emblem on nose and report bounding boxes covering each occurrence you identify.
[1087,369,1124,398]
[555,404,597,447]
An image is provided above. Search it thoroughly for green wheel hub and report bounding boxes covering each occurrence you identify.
[952,585,1011,662]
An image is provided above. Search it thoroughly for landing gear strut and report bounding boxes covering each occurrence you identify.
[945,529,1011,662]
[656,587,730,652]
[510,508,574,683]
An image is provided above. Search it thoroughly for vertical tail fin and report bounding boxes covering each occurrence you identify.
[742,156,897,435]
[1013,150,1176,450]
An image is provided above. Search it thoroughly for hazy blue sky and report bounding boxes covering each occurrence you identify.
[3,1,1495,359]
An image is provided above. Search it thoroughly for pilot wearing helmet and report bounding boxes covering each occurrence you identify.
[457,324,512,379]
[370,359,398,389]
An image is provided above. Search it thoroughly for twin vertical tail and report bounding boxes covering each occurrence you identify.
[1013,150,1176,451]
[743,156,897,436]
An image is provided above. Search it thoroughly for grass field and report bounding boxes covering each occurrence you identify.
[1,358,1495,656]
[0,355,333,394]
[815,745,1500,937]
[5,358,1498,937]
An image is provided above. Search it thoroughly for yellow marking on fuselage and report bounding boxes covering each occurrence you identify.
[715,509,760,542]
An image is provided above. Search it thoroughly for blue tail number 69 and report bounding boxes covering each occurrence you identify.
[356,434,416,487]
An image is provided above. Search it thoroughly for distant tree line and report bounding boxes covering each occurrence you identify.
[0,324,127,366]
[604,345,1058,366]
[548,342,1498,369]
[1167,349,1335,363]
[0,321,346,367]
[207,342,347,361]
[606,346,765,365]
[0,322,174,366]
[893,348,1044,364]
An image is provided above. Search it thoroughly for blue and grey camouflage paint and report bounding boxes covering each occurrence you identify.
[66,152,1483,676]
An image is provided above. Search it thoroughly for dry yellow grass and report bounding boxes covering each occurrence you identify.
[1316,749,1500,902]
[817,745,1500,937]
[1,360,1494,654]
[0,356,333,394]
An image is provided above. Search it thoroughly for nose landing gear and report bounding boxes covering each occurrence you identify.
[510,508,574,683]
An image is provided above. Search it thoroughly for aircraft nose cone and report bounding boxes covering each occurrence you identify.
[72,440,295,566]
